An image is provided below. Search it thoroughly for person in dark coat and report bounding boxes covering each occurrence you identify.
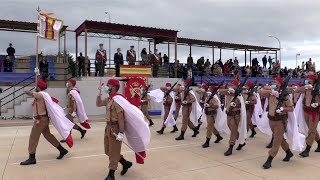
[114,48,124,77]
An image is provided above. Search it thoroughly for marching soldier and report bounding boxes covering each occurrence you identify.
[126,45,136,65]
[295,75,320,157]
[20,80,70,165]
[95,43,107,77]
[96,79,133,180]
[202,85,223,148]
[150,49,160,77]
[221,80,247,156]
[172,84,182,133]
[243,81,258,138]
[176,79,200,140]
[140,85,154,126]
[196,83,209,130]
[157,83,174,134]
[259,77,294,169]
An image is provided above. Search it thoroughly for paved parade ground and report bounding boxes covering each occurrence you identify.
[1,117,320,180]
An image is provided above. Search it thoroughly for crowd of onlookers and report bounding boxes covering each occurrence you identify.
[0,43,15,72]
[171,54,317,79]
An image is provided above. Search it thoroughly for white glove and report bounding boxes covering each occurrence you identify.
[221,104,224,107]
[182,100,188,104]
[243,90,249,94]
[230,102,236,107]
[228,88,235,94]
[116,133,124,141]
[199,100,204,103]
[305,84,313,90]
[245,101,250,105]
[204,103,210,107]
[311,103,319,108]
[163,98,167,101]
[141,100,146,102]
[175,96,179,100]
[276,107,284,114]
[34,68,39,75]
[271,89,279,98]
[207,92,212,96]
[71,112,77,117]
[292,86,298,92]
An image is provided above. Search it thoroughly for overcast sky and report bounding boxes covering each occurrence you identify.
[0,0,319,69]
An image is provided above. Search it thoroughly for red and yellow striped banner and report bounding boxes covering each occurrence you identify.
[38,13,63,40]
[120,65,152,77]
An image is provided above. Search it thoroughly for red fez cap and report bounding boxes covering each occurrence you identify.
[296,82,303,87]
[210,85,217,90]
[228,80,240,86]
[245,81,254,88]
[37,80,47,90]
[107,79,120,87]
[69,79,76,86]
[274,77,283,84]
[166,83,172,87]
[307,75,317,81]
[202,83,208,89]
[177,84,182,87]
[184,79,191,84]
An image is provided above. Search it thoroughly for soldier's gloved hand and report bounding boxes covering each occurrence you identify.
[207,92,212,96]
[292,86,298,92]
[245,101,250,105]
[71,112,77,117]
[311,103,319,108]
[271,89,279,98]
[228,88,235,94]
[276,107,284,114]
[204,103,210,108]
[116,133,124,141]
[243,90,249,94]
[175,96,179,100]
[163,98,167,101]
[141,100,146,103]
[305,84,313,90]
[221,104,224,107]
[230,102,236,107]
[182,100,188,105]
[199,100,204,103]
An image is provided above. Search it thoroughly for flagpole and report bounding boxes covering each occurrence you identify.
[36,6,41,83]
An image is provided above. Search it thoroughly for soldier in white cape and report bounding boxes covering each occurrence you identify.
[96,79,150,180]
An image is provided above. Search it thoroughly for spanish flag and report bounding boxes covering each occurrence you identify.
[38,13,63,40]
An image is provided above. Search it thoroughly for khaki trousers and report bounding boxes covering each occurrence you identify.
[181,105,195,132]
[141,104,152,120]
[104,124,123,170]
[28,116,60,154]
[227,114,240,145]
[162,106,170,127]
[174,104,181,121]
[304,112,320,146]
[206,114,218,139]
[268,120,289,157]
[247,110,254,130]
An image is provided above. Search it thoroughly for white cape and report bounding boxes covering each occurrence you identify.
[148,89,164,103]
[39,92,74,140]
[237,95,247,145]
[214,96,230,134]
[163,91,176,126]
[189,90,202,127]
[113,95,151,152]
[256,98,273,136]
[69,89,88,123]
[252,93,263,125]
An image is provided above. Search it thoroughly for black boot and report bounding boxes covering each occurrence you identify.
[266,137,273,149]
[176,131,185,140]
[196,123,202,131]
[236,143,246,151]
[60,140,66,143]
[149,120,154,127]
[283,149,294,161]
[74,124,87,139]
[224,145,234,156]
[170,125,178,133]
[263,156,274,169]
[202,138,210,148]
[20,153,36,165]
[56,145,68,160]
[214,134,223,143]
[192,128,200,137]
[119,157,132,175]
[250,128,257,138]
[157,127,165,135]
[315,140,320,152]
[105,169,115,180]
[299,145,311,158]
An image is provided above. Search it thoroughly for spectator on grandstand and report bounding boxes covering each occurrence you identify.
[212,63,222,76]
[77,52,85,76]
[159,52,163,66]
[223,61,229,76]
[262,55,267,68]
[245,65,251,76]
[40,56,49,81]
[302,61,305,70]
[262,67,269,77]
[306,58,312,70]
[217,59,223,69]
[163,54,169,67]
[204,59,211,75]
[87,56,91,76]
[3,55,13,72]
[284,66,288,76]
[268,56,273,68]
[114,48,124,77]
[141,48,149,65]
[7,43,15,56]
[234,57,239,65]
[187,54,193,66]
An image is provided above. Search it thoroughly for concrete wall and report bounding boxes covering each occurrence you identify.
[1,77,201,118]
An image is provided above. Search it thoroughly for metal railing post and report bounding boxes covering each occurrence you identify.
[12,82,16,119]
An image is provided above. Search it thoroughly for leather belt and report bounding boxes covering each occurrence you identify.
[227,110,240,116]
[268,114,287,121]
[205,110,217,115]
[303,106,320,111]
[33,115,48,119]
[107,121,118,125]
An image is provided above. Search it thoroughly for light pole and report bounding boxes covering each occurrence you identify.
[105,12,111,68]
[296,53,300,68]
[268,35,281,68]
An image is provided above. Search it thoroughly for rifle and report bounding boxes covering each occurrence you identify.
[231,76,249,103]
[311,75,320,104]
[220,83,228,110]
[276,76,291,109]
[163,80,180,100]
[246,80,258,101]
[197,81,224,122]
[141,82,152,99]
[182,80,193,102]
